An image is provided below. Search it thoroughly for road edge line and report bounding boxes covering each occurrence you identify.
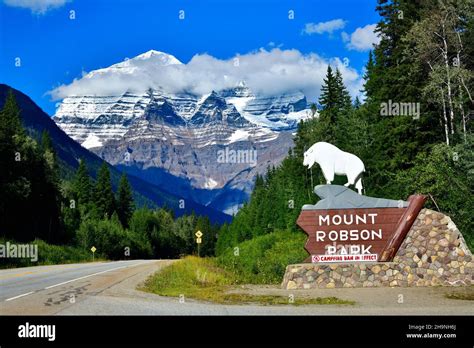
[5,291,35,302]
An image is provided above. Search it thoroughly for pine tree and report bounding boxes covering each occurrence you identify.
[117,173,134,228]
[372,0,424,102]
[0,90,25,189]
[353,97,361,109]
[334,68,352,110]
[0,91,64,243]
[363,0,443,196]
[73,159,92,205]
[41,130,54,152]
[318,66,338,117]
[41,130,60,185]
[94,162,115,219]
[0,90,24,142]
[0,90,36,240]
[0,90,24,237]
[316,65,345,145]
[39,130,63,242]
[362,51,376,100]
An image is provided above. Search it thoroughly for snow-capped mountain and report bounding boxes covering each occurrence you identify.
[53,50,315,214]
[0,83,230,224]
[85,50,183,78]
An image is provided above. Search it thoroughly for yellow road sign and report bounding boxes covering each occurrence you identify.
[196,237,202,244]
[91,246,97,253]
[195,230,203,238]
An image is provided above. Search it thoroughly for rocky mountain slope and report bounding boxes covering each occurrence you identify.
[53,50,315,214]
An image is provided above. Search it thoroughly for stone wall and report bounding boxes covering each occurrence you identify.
[282,209,473,289]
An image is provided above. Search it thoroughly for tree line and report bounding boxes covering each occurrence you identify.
[0,90,218,259]
[217,0,473,254]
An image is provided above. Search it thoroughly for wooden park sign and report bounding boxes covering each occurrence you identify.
[300,142,427,264]
[297,190,426,263]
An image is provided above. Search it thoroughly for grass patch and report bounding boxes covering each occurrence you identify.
[216,230,308,284]
[140,256,354,306]
[445,288,474,301]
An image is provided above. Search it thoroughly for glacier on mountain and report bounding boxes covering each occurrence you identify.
[53,50,317,214]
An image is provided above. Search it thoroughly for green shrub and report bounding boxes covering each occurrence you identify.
[0,238,95,268]
[77,216,152,259]
[33,239,94,265]
[216,230,307,284]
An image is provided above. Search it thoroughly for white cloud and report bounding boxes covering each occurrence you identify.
[341,31,350,42]
[3,0,70,14]
[344,24,380,51]
[267,42,283,48]
[302,19,346,35]
[49,49,364,103]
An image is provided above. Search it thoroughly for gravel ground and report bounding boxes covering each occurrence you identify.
[1,261,473,315]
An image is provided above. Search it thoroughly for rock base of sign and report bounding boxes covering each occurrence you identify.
[282,209,473,289]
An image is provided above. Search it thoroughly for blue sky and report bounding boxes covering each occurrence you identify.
[0,0,380,115]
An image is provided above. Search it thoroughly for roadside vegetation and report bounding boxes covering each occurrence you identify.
[0,238,105,268]
[216,230,307,284]
[140,256,353,305]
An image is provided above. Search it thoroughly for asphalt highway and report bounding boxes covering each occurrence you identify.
[1,260,473,315]
[0,260,166,314]
[0,260,155,302]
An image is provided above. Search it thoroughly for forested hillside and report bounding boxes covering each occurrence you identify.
[217,0,473,255]
[0,90,219,265]
[0,84,231,224]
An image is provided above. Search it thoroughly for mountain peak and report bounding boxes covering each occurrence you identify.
[132,50,182,65]
[84,50,183,79]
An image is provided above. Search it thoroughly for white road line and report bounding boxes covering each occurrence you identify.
[5,291,35,302]
[44,265,129,289]
[3,261,152,301]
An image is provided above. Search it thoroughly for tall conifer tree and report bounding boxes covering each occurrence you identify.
[117,173,134,228]
[94,162,115,219]
[74,159,92,205]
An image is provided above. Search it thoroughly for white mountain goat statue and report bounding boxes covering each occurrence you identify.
[303,142,365,194]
